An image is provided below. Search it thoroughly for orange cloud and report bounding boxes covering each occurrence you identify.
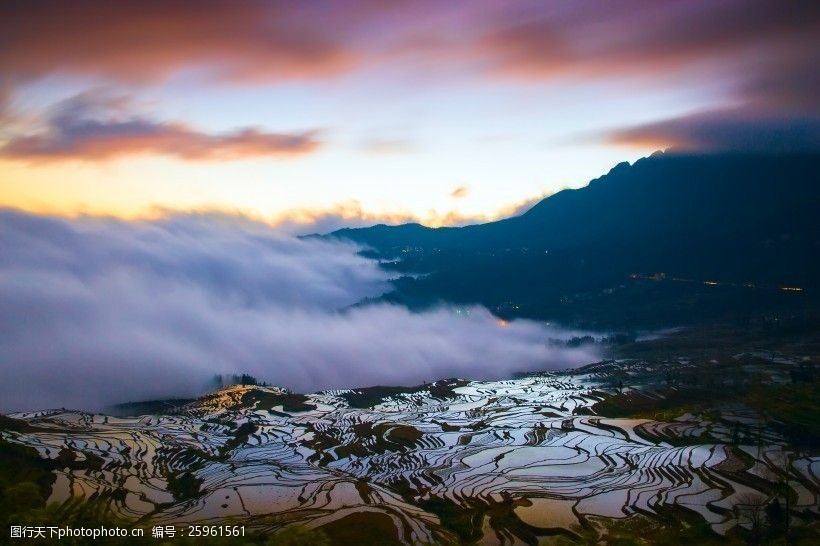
[0,1,359,84]
[415,194,542,228]
[17,195,545,234]
[0,91,320,162]
[450,186,470,198]
[1,124,320,162]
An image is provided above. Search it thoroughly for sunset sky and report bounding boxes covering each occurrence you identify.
[1,0,817,227]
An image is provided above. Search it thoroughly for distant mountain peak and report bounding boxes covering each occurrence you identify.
[327,151,819,328]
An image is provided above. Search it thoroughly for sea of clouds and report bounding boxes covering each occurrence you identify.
[0,209,599,411]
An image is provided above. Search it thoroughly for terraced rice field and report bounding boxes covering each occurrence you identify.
[3,375,818,544]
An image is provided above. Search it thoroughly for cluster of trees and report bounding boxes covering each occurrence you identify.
[550,333,637,348]
[210,374,268,388]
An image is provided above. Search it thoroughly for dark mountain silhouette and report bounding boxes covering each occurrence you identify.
[329,152,820,329]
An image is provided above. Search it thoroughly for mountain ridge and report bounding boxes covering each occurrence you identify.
[328,151,820,328]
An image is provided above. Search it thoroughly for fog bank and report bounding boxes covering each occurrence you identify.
[0,210,599,412]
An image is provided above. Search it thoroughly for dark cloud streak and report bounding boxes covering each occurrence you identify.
[475,1,819,80]
[0,91,321,161]
[607,110,820,153]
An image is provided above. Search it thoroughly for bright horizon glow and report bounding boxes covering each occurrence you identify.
[0,135,655,227]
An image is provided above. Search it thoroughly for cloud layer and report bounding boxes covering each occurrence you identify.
[0,1,358,84]
[4,1,815,86]
[267,195,544,234]
[0,91,320,162]
[0,210,597,412]
[2,1,817,154]
[607,109,820,153]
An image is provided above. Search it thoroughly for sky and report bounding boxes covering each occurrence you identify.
[1,0,817,227]
[1,1,818,410]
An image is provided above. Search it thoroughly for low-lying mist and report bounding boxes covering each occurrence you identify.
[0,210,600,412]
